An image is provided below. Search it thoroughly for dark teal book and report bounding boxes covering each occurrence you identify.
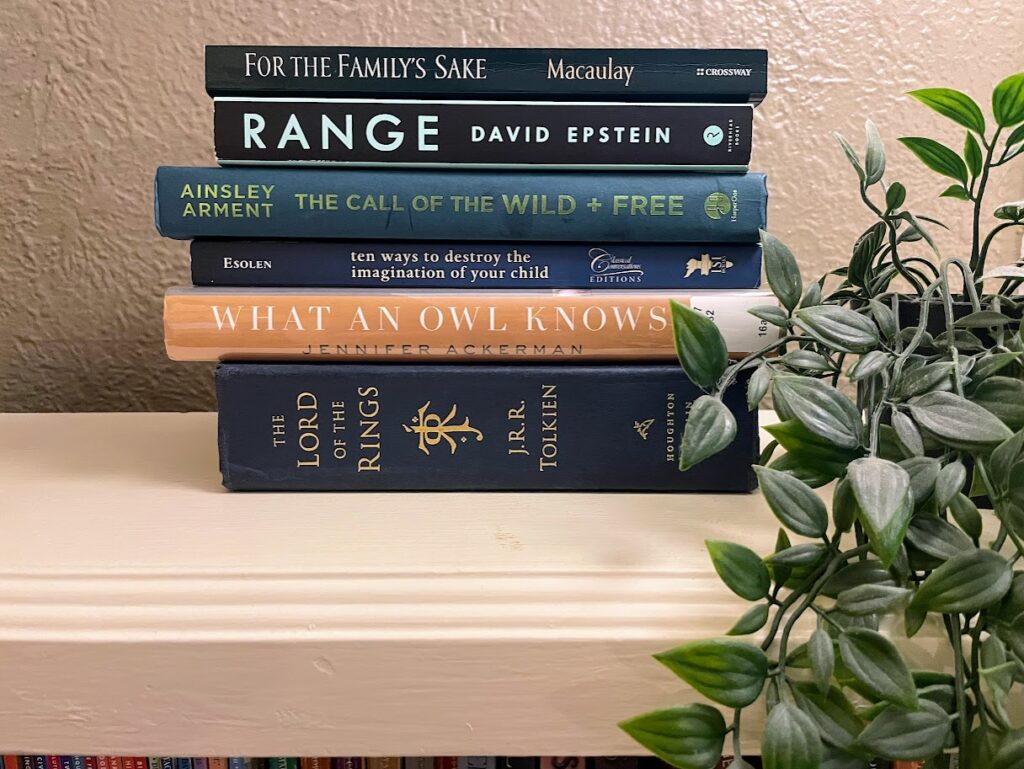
[215,363,757,491]
[154,166,767,242]
[205,46,768,104]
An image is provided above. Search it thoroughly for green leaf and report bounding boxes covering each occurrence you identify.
[971,352,1023,383]
[906,515,973,560]
[773,376,863,450]
[885,182,906,212]
[809,627,835,695]
[909,87,987,133]
[847,457,913,568]
[836,584,912,616]
[869,299,898,339]
[935,460,967,509]
[706,539,771,601]
[904,602,928,638]
[892,411,924,457]
[765,543,830,567]
[949,492,982,539]
[770,528,793,588]
[994,201,1024,221]
[754,466,829,537]
[940,184,971,200]
[762,702,823,769]
[654,640,768,709]
[908,390,1013,451]
[727,603,770,636]
[747,363,772,411]
[990,428,1024,492]
[1007,122,1024,151]
[955,310,1014,328]
[791,682,863,751]
[800,281,823,309]
[838,627,918,709]
[770,452,840,489]
[854,701,950,761]
[848,350,890,383]
[864,120,886,185]
[671,300,728,390]
[835,132,866,183]
[782,349,835,372]
[619,704,727,769]
[761,230,803,313]
[911,549,1012,613]
[764,420,864,467]
[680,396,737,471]
[900,455,940,506]
[896,361,955,400]
[750,304,791,326]
[795,306,879,354]
[965,132,984,177]
[899,136,968,184]
[831,478,858,533]
[972,376,1024,431]
[822,559,895,599]
[993,72,1024,127]
[990,728,1024,769]
[981,634,1013,702]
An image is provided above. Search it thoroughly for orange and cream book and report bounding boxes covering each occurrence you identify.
[164,287,776,362]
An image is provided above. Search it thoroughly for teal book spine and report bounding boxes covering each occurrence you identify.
[154,166,767,242]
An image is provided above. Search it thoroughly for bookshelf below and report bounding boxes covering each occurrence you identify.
[0,411,918,757]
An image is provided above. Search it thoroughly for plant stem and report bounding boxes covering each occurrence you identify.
[971,127,1003,277]
[731,709,742,761]
[946,614,969,761]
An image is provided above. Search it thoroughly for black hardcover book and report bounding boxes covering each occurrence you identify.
[215,363,758,492]
[206,47,768,104]
[213,99,752,169]
[498,761,538,769]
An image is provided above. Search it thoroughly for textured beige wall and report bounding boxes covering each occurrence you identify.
[1,0,1021,412]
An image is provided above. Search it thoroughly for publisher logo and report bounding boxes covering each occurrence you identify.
[589,247,644,284]
[703,192,732,220]
[633,419,654,440]
[696,67,753,77]
[702,124,724,146]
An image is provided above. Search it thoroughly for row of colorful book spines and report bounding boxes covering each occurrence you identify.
[2,759,743,769]
[0,759,937,769]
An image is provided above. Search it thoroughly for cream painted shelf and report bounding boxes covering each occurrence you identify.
[0,411,874,757]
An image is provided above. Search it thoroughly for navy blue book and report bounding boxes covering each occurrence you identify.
[190,239,763,289]
[205,47,768,104]
[154,167,767,242]
[215,363,757,491]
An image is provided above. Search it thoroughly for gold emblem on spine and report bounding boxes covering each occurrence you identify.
[634,419,655,440]
[403,401,484,455]
[684,253,735,277]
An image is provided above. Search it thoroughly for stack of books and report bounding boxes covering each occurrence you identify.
[155,46,772,492]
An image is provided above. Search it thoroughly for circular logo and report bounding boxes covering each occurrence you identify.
[703,124,724,146]
[704,192,732,220]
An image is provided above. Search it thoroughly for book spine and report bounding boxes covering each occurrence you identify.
[194,760,209,769]
[364,760,400,769]
[214,99,751,169]
[4,758,20,769]
[499,761,538,769]
[214,362,757,492]
[165,288,773,362]
[540,760,584,769]
[402,760,435,769]
[457,761,495,769]
[332,761,363,769]
[190,240,763,290]
[206,47,767,103]
[154,166,767,243]
[433,760,457,769]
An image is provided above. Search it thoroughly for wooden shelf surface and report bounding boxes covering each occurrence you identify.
[0,411,801,755]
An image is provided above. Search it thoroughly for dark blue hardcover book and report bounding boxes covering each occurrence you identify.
[215,363,757,491]
[205,47,768,104]
[57,760,71,769]
[213,99,752,170]
[154,166,767,243]
[190,239,763,289]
